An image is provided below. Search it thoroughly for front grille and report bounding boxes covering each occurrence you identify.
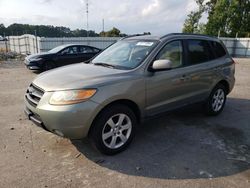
[25,84,44,107]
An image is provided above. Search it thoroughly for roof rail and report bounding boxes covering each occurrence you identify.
[160,33,217,39]
[120,33,151,40]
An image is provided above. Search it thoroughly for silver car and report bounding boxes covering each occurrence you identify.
[24,33,235,155]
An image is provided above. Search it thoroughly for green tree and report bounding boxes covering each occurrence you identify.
[0,24,5,36]
[205,0,231,36]
[0,23,100,37]
[182,0,206,33]
[100,27,121,37]
[205,0,250,37]
[183,11,203,33]
[229,0,250,37]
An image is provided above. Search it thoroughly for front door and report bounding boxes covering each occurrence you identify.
[57,46,79,66]
[145,40,194,116]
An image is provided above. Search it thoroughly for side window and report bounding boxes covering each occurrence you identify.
[92,48,100,53]
[210,41,227,58]
[155,41,183,68]
[186,40,214,65]
[79,46,94,53]
[61,46,77,55]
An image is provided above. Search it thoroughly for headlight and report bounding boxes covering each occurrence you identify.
[49,89,97,105]
[30,58,42,62]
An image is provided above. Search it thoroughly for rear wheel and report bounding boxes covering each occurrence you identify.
[205,84,227,116]
[90,104,137,155]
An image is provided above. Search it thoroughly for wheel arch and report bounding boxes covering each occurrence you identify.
[88,99,141,137]
[216,80,230,95]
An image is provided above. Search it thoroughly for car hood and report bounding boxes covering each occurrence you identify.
[33,63,134,91]
[27,52,53,60]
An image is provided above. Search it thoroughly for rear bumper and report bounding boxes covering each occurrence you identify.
[229,77,235,93]
[24,92,101,139]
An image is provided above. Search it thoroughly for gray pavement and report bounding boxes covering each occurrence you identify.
[0,59,249,187]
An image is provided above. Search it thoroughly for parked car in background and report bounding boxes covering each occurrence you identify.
[0,35,7,41]
[24,44,101,71]
[24,33,235,155]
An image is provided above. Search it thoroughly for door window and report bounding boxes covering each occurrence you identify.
[61,46,78,55]
[155,41,183,68]
[186,40,214,64]
[79,46,94,53]
[210,41,227,58]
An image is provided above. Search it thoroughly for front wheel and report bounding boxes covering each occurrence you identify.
[205,84,227,116]
[90,104,137,155]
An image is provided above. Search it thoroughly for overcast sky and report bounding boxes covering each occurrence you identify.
[0,0,199,35]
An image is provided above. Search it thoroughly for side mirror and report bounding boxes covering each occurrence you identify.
[151,59,172,71]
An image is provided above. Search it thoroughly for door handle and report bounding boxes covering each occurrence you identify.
[180,75,190,81]
[180,76,186,81]
[213,67,221,72]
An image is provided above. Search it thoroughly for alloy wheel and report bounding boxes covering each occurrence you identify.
[102,113,132,149]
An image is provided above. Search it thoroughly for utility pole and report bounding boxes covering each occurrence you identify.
[86,0,89,37]
[218,29,221,38]
[102,19,105,32]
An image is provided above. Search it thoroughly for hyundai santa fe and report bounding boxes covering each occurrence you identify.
[24,33,235,155]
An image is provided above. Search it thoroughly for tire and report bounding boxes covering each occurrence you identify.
[43,61,56,71]
[90,104,137,155]
[205,84,227,116]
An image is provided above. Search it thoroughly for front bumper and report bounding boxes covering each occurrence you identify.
[24,91,101,139]
[24,59,41,70]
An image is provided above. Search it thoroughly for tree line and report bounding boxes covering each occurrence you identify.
[0,23,130,37]
[183,0,250,37]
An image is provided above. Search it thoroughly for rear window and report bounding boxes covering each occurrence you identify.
[186,40,214,65]
[210,41,227,58]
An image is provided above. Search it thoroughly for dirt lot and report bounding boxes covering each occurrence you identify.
[0,59,250,188]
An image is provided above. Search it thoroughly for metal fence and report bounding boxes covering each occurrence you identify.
[0,40,7,52]
[0,34,40,54]
[220,37,250,57]
[40,37,120,52]
[1,34,250,58]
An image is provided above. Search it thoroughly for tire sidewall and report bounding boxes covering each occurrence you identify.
[206,84,227,116]
[91,104,137,155]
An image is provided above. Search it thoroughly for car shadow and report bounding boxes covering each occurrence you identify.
[72,97,250,179]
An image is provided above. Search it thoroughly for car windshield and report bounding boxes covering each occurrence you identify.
[92,40,158,70]
[48,45,66,53]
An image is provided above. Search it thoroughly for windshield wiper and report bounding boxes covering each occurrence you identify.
[94,62,116,69]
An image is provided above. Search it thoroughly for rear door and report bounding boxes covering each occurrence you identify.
[78,46,99,62]
[182,39,218,100]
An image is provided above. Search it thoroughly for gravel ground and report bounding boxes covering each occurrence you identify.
[0,59,250,188]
